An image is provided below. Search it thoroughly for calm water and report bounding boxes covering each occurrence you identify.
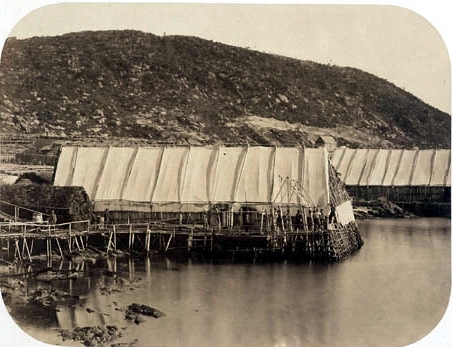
[2,218,450,347]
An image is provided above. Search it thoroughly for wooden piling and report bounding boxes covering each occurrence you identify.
[23,238,32,262]
[55,238,64,258]
[164,232,173,253]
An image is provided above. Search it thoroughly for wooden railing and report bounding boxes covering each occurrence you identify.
[0,200,50,223]
[0,220,90,236]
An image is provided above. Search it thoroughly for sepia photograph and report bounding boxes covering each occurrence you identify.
[0,1,451,347]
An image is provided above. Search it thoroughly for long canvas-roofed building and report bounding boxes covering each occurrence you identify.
[54,146,331,213]
[50,145,364,261]
[330,148,451,206]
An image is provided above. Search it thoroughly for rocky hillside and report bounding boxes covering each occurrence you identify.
[0,30,450,149]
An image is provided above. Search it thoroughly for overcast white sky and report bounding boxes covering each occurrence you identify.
[0,1,451,114]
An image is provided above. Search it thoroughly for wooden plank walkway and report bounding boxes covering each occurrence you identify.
[0,218,363,263]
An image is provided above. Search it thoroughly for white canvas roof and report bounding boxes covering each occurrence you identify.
[331,148,451,187]
[53,146,331,211]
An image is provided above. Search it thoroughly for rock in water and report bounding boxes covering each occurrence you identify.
[126,303,164,318]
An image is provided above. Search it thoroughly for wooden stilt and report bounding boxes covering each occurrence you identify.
[143,227,150,253]
[164,233,173,253]
[46,238,51,259]
[29,239,34,255]
[128,225,133,250]
[260,212,264,234]
[78,236,85,250]
[188,229,193,252]
[146,230,150,253]
[107,231,113,253]
[6,239,10,257]
[14,239,22,261]
[113,225,117,249]
[23,238,32,262]
[55,238,64,258]
[210,230,213,251]
[21,238,26,259]
[74,236,81,251]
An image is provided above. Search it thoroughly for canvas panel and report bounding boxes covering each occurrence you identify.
[345,149,369,186]
[335,200,355,225]
[330,147,345,169]
[272,147,303,204]
[55,146,334,208]
[357,149,380,186]
[381,149,404,186]
[181,147,217,203]
[94,147,136,200]
[151,147,189,203]
[446,165,451,187]
[235,146,274,203]
[53,146,77,186]
[335,148,356,183]
[122,147,163,202]
[411,150,434,186]
[392,150,417,186]
[303,148,329,207]
[211,147,246,203]
[71,147,107,198]
[366,150,388,186]
[430,149,451,186]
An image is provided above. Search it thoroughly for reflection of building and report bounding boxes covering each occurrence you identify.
[331,148,451,215]
[315,136,337,152]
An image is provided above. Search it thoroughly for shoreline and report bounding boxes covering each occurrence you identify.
[353,200,450,219]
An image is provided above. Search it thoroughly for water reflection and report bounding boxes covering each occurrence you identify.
[2,218,450,347]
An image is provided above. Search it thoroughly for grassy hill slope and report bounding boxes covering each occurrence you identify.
[1,30,450,149]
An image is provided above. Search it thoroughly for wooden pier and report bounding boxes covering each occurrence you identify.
[0,217,363,263]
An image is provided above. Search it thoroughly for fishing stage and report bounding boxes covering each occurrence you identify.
[0,205,362,264]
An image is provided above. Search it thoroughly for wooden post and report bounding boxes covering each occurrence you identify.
[188,229,193,252]
[113,225,117,250]
[23,238,32,262]
[21,237,26,259]
[107,231,113,254]
[79,236,85,250]
[217,209,221,234]
[68,222,72,253]
[55,238,64,258]
[6,239,10,257]
[145,227,151,253]
[46,238,50,259]
[46,223,52,259]
[165,233,173,253]
[74,236,81,251]
[14,239,22,261]
[210,229,213,251]
[260,211,264,234]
